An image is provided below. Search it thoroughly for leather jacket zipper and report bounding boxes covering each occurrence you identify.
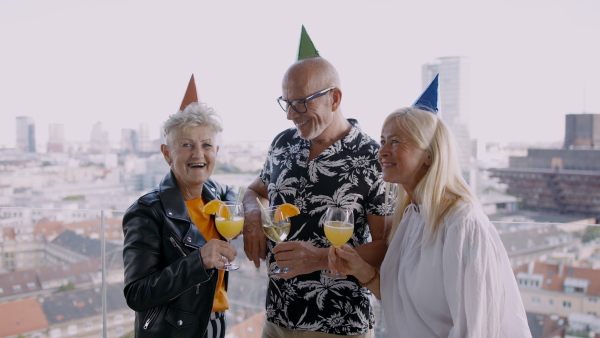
[168,236,186,257]
[168,234,204,301]
[142,306,161,330]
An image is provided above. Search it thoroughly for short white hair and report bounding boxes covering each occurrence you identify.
[162,102,223,145]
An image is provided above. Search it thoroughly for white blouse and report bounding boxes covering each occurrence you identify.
[380,203,531,338]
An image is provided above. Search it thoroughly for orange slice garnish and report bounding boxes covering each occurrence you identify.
[202,200,231,220]
[274,203,300,222]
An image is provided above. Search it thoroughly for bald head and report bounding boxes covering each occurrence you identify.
[283,57,341,94]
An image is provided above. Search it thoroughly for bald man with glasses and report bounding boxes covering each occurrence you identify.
[243,56,390,337]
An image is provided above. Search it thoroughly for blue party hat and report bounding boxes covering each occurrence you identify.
[412,74,439,113]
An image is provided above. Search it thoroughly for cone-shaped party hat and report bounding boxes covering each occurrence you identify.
[179,74,199,111]
[297,25,320,60]
[412,74,439,113]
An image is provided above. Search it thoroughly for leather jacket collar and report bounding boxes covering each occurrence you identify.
[158,170,223,249]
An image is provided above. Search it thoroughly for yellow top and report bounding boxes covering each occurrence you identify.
[185,197,229,312]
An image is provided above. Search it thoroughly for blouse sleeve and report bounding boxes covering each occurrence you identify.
[442,207,504,338]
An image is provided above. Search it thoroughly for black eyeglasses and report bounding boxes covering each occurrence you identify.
[277,87,335,114]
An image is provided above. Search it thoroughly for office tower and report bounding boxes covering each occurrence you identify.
[15,116,36,153]
[47,123,66,153]
[90,122,110,154]
[422,57,471,172]
[138,123,151,153]
[564,114,600,149]
[121,128,137,154]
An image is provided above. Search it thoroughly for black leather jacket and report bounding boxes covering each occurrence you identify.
[122,170,236,337]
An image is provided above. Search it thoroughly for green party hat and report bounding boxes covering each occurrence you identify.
[297,25,320,60]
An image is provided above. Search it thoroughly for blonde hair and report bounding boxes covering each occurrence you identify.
[385,107,478,242]
[162,102,223,146]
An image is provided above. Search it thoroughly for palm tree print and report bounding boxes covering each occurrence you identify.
[259,120,389,335]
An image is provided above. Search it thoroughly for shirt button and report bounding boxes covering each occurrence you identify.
[177,320,183,326]
[168,211,172,216]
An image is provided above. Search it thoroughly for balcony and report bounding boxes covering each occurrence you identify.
[0,206,598,338]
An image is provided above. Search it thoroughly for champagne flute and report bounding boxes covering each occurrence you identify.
[215,202,244,271]
[261,205,292,274]
[322,207,354,279]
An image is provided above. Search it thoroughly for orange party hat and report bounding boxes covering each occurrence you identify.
[179,74,199,111]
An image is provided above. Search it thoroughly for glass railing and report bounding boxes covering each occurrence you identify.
[0,206,597,338]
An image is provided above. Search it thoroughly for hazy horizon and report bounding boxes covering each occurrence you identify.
[2,0,599,148]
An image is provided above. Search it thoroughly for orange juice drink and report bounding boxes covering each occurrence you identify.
[215,216,244,239]
[324,221,353,247]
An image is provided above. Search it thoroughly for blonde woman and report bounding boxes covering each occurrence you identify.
[329,107,531,337]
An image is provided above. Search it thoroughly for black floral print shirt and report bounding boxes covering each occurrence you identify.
[260,119,390,335]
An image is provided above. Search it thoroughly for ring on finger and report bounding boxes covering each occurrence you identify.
[221,255,227,263]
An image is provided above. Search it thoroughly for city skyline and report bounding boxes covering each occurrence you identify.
[1,0,599,148]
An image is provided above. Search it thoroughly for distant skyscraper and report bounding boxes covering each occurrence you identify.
[90,122,110,154]
[422,57,471,170]
[564,113,600,149]
[47,123,66,153]
[138,123,151,153]
[16,116,36,153]
[121,128,137,154]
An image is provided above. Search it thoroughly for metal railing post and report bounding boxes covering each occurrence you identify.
[101,210,107,338]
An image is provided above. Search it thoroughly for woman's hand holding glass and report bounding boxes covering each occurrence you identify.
[200,239,237,270]
[328,244,369,279]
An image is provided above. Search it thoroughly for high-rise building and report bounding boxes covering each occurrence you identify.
[138,123,151,153]
[564,114,600,149]
[422,57,471,172]
[47,123,66,153]
[90,122,110,154]
[121,128,137,154]
[15,116,36,153]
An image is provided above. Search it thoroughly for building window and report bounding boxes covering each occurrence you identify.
[549,299,554,306]
[84,321,93,331]
[67,324,77,335]
[563,301,572,309]
[114,314,124,324]
[50,328,61,337]
[115,326,123,335]
[532,297,541,304]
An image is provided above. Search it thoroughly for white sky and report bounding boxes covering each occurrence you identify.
[1,0,599,148]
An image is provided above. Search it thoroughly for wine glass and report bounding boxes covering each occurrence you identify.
[214,202,244,271]
[261,205,292,274]
[322,207,354,279]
